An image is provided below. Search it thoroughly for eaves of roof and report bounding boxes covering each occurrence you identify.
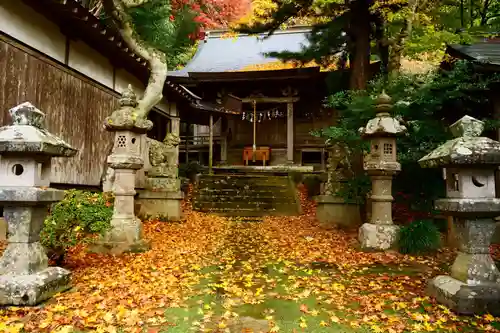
[20,0,197,105]
[447,43,500,70]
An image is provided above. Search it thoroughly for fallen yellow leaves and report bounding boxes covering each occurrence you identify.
[0,186,498,332]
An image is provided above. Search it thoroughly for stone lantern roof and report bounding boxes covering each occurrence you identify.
[358,92,407,138]
[0,103,77,157]
[419,115,500,168]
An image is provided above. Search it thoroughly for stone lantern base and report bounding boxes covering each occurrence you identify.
[136,190,184,221]
[315,195,361,229]
[90,216,151,254]
[0,266,71,305]
[358,223,400,251]
[427,276,500,316]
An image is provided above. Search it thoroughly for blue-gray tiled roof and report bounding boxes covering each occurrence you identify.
[169,26,312,77]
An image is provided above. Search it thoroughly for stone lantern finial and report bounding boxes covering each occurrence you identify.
[9,102,45,128]
[375,91,392,116]
[119,84,138,108]
[449,115,484,138]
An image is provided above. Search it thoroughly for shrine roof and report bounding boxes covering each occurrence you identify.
[447,42,500,70]
[168,26,316,80]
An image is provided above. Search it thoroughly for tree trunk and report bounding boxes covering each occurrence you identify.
[348,0,372,90]
[102,0,168,119]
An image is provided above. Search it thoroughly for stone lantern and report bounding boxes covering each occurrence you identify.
[358,92,407,250]
[419,115,500,315]
[0,102,77,305]
[92,86,153,254]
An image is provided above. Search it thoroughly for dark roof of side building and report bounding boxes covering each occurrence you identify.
[447,42,500,70]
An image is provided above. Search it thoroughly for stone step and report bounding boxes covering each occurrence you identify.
[228,217,265,223]
[196,182,290,191]
[195,194,295,202]
[198,207,298,217]
[193,173,299,217]
[198,176,290,185]
[197,188,291,195]
[200,174,290,179]
[193,201,297,210]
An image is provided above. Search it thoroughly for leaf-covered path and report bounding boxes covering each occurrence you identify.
[1,192,500,332]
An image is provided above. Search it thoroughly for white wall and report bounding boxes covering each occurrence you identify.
[115,68,145,96]
[0,0,66,63]
[0,0,177,118]
[69,40,114,89]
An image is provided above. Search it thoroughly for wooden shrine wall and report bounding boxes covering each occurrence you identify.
[0,34,115,187]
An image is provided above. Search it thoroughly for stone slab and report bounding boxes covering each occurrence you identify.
[359,223,399,251]
[0,267,71,305]
[315,195,361,228]
[427,275,500,316]
[137,190,183,200]
[89,238,151,255]
[136,197,183,221]
[0,187,64,203]
[434,198,500,216]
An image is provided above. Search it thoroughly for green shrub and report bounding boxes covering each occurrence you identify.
[398,219,441,255]
[302,175,322,198]
[289,171,304,184]
[179,161,202,181]
[41,190,113,264]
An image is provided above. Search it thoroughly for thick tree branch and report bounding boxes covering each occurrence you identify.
[102,0,168,119]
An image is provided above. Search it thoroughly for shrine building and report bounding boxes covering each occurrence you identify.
[168,27,361,171]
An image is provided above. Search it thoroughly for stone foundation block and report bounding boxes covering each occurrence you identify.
[137,190,183,221]
[315,195,361,229]
[90,239,151,255]
[90,216,151,254]
[427,275,500,316]
[359,223,399,251]
[0,267,71,306]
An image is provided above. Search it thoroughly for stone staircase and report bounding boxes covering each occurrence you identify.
[193,174,300,216]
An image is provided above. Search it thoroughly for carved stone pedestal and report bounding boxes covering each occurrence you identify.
[92,87,152,254]
[427,217,500,315]
[137,135,183,221]
[315,195,361,229]
[315,144,360,228]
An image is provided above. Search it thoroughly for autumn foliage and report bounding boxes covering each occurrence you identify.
[171,0,251,30]
[0,187,500,332]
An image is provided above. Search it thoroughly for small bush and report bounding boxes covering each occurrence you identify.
[302,175,322,198]
[398,219,441,255]
[289,172,304,184]
[41,190,113,264]
[179,161,202,181]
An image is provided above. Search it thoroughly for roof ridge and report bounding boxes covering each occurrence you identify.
[205,25,312,39]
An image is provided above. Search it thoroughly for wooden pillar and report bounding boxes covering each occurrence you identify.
[170,116,180,168]
[209,113,214,174]
[494,93,500,198]
[221,136,227,165]
[287,102,294,164]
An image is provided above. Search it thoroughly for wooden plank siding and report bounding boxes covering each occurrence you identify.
[0,34,115,186]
